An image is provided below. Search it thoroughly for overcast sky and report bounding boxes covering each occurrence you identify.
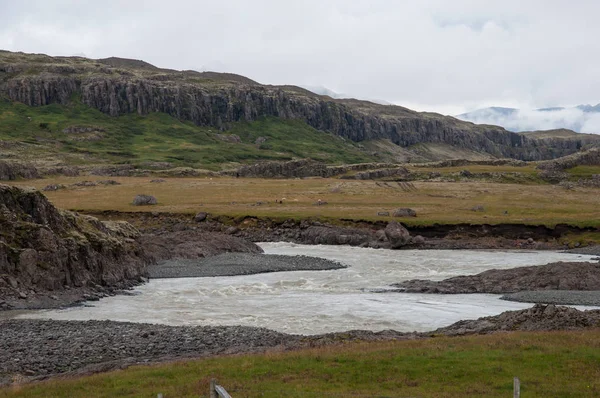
[1,0,599,115]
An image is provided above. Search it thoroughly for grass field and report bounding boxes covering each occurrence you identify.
[0,99,374,169]
[10,176,600,227]
[2,330,600,397]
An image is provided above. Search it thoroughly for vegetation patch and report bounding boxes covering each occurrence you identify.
[0,100,375,169]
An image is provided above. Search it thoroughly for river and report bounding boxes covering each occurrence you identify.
[14,244,596,335]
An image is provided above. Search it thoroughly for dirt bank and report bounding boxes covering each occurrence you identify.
[90,211,600,251]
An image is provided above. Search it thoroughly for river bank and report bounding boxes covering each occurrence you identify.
[91,210,600,251]
[2,304,599,386]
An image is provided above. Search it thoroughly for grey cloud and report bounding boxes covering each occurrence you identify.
[1,0,599,118]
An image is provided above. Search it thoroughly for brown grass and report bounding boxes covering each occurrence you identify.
[9,176,600,227]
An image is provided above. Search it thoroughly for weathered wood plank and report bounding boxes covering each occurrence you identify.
[215,384,232,398]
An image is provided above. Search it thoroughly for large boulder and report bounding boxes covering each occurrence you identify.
[393,208,417,217]
[385,221,411,249]
[132,194,157,206]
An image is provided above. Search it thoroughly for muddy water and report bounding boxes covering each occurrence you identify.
[14,245,596,335]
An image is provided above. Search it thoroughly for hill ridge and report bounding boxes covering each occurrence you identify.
[1,50,599,162]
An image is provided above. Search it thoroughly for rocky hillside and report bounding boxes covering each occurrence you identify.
[2,50,599,162]
[0,184,148,309]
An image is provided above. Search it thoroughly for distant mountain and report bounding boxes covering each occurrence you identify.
[457,104,600,134]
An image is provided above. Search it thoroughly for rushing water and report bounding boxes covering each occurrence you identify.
[14,245,596,335]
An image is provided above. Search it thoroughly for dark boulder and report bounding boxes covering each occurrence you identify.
[392,208,417,217]
[384,221,411,249]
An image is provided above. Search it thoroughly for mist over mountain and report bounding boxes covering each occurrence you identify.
[457,104,600,134]
[300,85,393,105]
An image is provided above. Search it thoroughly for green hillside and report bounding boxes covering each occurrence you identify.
[0,98,375,170]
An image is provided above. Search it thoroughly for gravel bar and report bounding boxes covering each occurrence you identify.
[0,319,300,385]
[501,290,600,306]
[148,252,347,278]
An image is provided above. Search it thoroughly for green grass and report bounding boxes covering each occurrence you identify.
[566,165,600,178]
[0,99,375,169]
[2,330,600,397]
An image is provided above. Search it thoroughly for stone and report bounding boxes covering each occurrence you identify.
[392,208,417,218]
[132,194,157,206]
[42,184,66,192]
[471,205,485,212]
[71,180,97,187]
[225,227,239,235]
[150,179,166,183]
[194,211,208,222]
[377,211,390,216]
[412,235,426,245]
[384,221,411,249]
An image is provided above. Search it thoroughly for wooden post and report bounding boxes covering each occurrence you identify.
[513,377,520,398]
[210,379,217,398]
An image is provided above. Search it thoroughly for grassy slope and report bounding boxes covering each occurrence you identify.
[2,330,600,397]
[0,99,375,169]
[11,177,600,228]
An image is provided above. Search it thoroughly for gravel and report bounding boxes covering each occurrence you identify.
[0,319,413,385]
[501,290,600,306]
[0,319,300,385]
[565,245,600,256]
[148,252,347,278]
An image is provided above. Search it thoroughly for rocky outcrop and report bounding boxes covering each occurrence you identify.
[435,304,600,336]
[0,160,40,180]
[2,51,599,161]
[138,231,263,262]
[228,159,331,178]
[341,167,410,180]
[0,184,148,309]
[300,226,376,246]
[537,148,600,170]
[393,261,600,294]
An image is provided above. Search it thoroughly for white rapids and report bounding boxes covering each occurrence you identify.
[14,244,597,335]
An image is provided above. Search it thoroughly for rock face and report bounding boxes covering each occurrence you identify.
[393,261,600,293]
[2,51,598,161]
[0,184,148,307]
[385,221,411,249]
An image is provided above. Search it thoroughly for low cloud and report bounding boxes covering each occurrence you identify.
[457,107,600,135]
